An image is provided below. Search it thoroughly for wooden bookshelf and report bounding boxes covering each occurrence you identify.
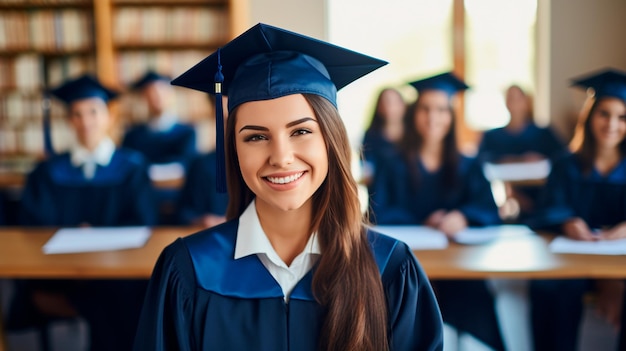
[0,0,235,180]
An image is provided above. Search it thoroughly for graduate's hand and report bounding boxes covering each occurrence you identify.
[562,217,597,241]
[424,210,446,229]
[194,214,227,229]
[437,210,468,238]
[598,222,626,240]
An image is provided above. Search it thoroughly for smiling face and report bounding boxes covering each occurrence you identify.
[234,94,329,213]
[414,90,453,145]
[590,97,626,151]
[68,97,111,150]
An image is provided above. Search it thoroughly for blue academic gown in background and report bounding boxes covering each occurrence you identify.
[529,153,626,351]
[121,122,197,224]
[121,123,197,167]
[20,150,156,226]
[478,123,567,221]
[478,123,565,162]
[176,152,229,225]
[15,149,157,351]
[369,154,500,226]
[369,153,505,350]
[133,220,444,351]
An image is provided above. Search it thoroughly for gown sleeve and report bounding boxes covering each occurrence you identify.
[19,162,57,226]
[123,157,159,226]
[457,158,501,226]
[384,241,443,351]
[134,239,196,351]
[369,155,416,225]
[528,155,576,231]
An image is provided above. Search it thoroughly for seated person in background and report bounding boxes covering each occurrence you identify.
[369,72,505,351]
[177,95,229,228]
[360,87,406,186]
[478,84,566,221]
[530,68,626,351]
[13,74,156,351]
[121,70,198,223]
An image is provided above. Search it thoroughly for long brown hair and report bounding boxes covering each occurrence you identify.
[225,94,389,351]
[570,97,626,173]
[399,96,460,189]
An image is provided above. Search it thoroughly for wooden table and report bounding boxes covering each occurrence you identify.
[1,226,625,280]
[1,225,626,351]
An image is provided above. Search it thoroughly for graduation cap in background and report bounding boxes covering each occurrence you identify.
[171,22,388,192]
[130,70,172,91]
[408,71,469,97]
[571,68,626,102]
[42,74,119,156]
[50,74,119,106]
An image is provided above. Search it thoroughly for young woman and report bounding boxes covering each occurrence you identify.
[133,23,444,351]
[368,72,505,350]
[530,68,626,351]
[14,74,156,351]
[361,87,406,185]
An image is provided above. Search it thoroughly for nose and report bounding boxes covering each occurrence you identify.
[268,136,294,167]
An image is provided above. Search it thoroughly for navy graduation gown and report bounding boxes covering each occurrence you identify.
[530,153,626,231]
[19,149,157,227]
[478,123,565,162]
[176,152,229,225]
[369,154,500,226]
[133,220,444,351]
[121,123,197,167]
[361,129,400,184]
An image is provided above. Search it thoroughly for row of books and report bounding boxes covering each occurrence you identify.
[113,6,228,45]
[0,10,93,51]
[0,120,73,155]
[0,55,95,91]
[0,0,90,5]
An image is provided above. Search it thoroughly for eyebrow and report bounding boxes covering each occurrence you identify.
[239,117,317,133]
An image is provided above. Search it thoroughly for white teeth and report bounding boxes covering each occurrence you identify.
[266,172,304,184]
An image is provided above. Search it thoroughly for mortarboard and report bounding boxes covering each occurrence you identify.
[571,68,626,102]
[130,70,171,91]
[171,23,387,192]
[408,71,469,97]
[49,74,119,105]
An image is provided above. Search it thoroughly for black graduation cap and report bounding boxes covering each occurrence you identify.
[130,70,171,91]
[408,71,469,97]
[571,68,626,102]
[171,23,388,192]
[49,74,119,105]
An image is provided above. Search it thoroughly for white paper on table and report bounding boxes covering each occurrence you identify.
[483,160,551,181]
[454,225,534,245]
[372,226,448,250]
[42,227,152,254]
[148,162,185,181]
[549,236,626,255]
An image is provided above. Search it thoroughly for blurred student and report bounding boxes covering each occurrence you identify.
[176,95,229,228]
[121,70,197,168]
[121,71,197,223]
[15,75,156,351]
[369,72,505,350]
[478,85,566,220]
[530,68,626,351]
[361,87,406,185]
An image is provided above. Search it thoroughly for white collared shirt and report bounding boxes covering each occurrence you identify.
[147,112,177,132]
[70,138,115,179]
[235,200,321,302]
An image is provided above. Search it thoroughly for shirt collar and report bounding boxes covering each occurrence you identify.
[70,137,115,167]
[235,199,321,261]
